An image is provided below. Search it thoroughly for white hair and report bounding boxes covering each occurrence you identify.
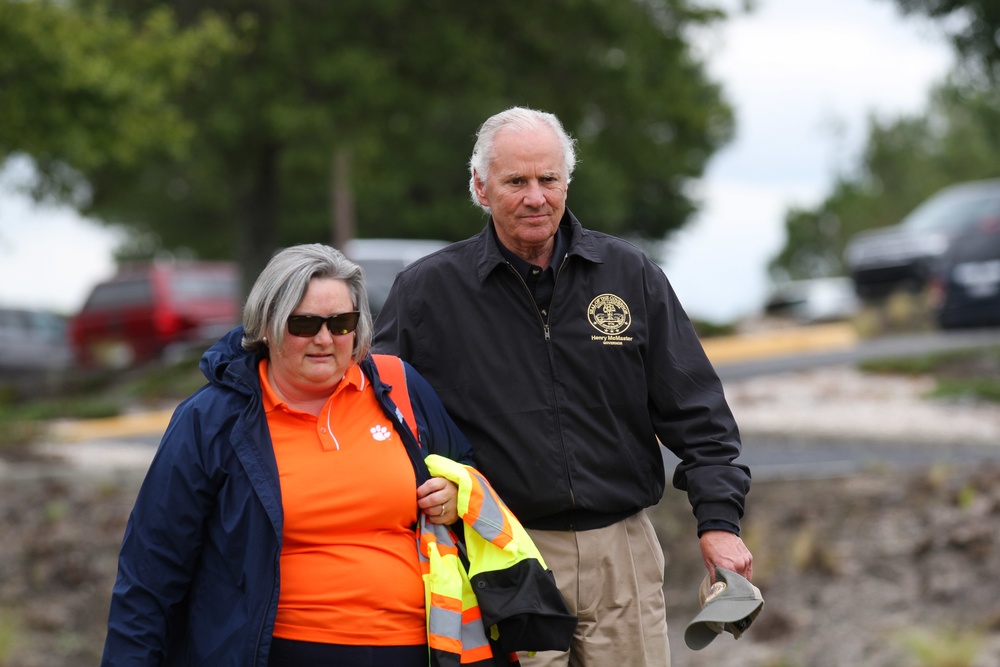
[467,106,577,211]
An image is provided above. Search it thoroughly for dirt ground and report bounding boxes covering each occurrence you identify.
[656,461,1000,667]
[2,453,999,667]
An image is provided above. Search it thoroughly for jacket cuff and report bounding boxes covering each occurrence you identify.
[697,519,740,537]
[694,501,742,533]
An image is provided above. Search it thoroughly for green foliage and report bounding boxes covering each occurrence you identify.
[0,391,121,449]
[772,0,1000,281]
[769,77,1000,280]
[128,353,208,401]
[0,0,235,191]
[931,376,1000,403]
[0,353,206,448]
[858,345,1000,404]
[859,354,941,376]
[892,0,1000,81]
[58,0,737,286]
[859,345,1000,374]
[896,625,982,667]
[0,610,18,665]
[690,318,737,338]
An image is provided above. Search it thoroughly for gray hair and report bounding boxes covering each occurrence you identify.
[242,243,372,362]
[468,106,577,211]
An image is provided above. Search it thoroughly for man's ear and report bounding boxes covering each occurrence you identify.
[473,169,490,207]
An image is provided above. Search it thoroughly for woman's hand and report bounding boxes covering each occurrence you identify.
[417,478,459,524]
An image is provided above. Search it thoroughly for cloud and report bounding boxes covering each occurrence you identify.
[0,189,122,314]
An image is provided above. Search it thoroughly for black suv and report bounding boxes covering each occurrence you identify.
[843,179,1000,301]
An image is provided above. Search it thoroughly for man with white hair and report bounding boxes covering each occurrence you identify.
[374,106,753,666]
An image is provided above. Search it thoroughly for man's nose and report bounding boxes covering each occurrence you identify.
[523,181,546,206]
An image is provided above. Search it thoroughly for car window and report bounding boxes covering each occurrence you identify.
[0,309,25,334]
[904,191,1000,233]
[25,311,66,342]
[170,271,239,301]
[84,279,153,309]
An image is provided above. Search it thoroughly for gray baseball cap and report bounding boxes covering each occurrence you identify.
[684,567,764,650]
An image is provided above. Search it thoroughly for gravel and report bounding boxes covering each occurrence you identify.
[725,364,1000,446]
[4,363,1000,666]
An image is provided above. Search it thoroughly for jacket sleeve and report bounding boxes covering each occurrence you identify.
[403,361,476,467]
[101,399,220,665]
[372,273,407,356]
[643,261,751,532]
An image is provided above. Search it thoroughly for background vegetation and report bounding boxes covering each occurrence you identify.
[770,0,1000,282]
[4,0,1000,302]
[2,0,738,293]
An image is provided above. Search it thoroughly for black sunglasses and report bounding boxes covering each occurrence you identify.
[286,311,360,337]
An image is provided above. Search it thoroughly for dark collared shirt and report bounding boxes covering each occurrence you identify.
[495,224,569,322]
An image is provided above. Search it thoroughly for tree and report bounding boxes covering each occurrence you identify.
[769,1,1000,282]
[769,78,1000,280]
[63,0,735,290]
[0,1,234,199]
[888,0,1000,79]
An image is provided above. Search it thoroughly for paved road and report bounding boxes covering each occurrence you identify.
[711,325,1000,380]
[733,436,1000,481]
[705,324,1000,479]
[31,323,1000,480]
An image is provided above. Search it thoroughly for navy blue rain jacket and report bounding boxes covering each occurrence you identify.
[101,327,474,666]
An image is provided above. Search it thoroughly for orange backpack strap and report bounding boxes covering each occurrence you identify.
[371,353,419,444]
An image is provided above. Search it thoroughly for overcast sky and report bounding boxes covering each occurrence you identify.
[661,0,954,322]
[0,0,955,319]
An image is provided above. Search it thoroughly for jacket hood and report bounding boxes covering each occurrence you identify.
[199,326,262,398]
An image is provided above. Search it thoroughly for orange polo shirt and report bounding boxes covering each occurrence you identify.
[259,360,425,646]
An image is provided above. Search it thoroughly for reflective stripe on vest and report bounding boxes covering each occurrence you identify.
[369,355,499,666]
[426,455,549,578]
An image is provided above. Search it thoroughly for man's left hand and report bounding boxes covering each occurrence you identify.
[699,530,753,580]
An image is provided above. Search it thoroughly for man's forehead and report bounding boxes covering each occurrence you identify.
[496,166,563,179]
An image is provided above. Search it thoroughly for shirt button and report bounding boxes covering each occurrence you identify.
[320,427,327,433]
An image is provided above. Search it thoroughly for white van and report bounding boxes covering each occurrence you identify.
[343,238,450,316]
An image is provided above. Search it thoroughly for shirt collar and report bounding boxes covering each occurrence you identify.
[493,220,569,276]
[258,358,366,413]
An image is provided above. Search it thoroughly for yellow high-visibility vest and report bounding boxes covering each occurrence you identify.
[420,455,576,666]
[370,355,576,666]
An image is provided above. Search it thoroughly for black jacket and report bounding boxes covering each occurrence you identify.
[373,210,750,532]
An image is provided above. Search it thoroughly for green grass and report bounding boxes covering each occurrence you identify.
[859,346,1000,404]
[931,376,1000,403]
[897,625,982,667]
[0,610,19,665]
[0,353,206,448]
[691,318,738,338]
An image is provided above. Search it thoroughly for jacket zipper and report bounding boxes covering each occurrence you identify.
[504,255,577,514]
[504,263,550,337]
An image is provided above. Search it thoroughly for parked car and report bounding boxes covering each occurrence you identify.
[843,179,1000,301]
[0,307,73,375]
[764,277,860,324]
[343,238,451,316]
[68,261,241,369]
[928,214,1000,329]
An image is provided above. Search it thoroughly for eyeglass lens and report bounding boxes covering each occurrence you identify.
[286,311,360,337]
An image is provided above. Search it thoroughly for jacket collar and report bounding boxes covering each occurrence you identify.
[474,208,602,284]
[199,325,264,399]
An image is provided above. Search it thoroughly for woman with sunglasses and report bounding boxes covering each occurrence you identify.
[102,244,473,667]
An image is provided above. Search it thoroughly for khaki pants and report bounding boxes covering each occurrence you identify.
[519,511,670,667]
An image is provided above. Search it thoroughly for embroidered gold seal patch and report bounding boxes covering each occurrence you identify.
[587,294,631,335]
